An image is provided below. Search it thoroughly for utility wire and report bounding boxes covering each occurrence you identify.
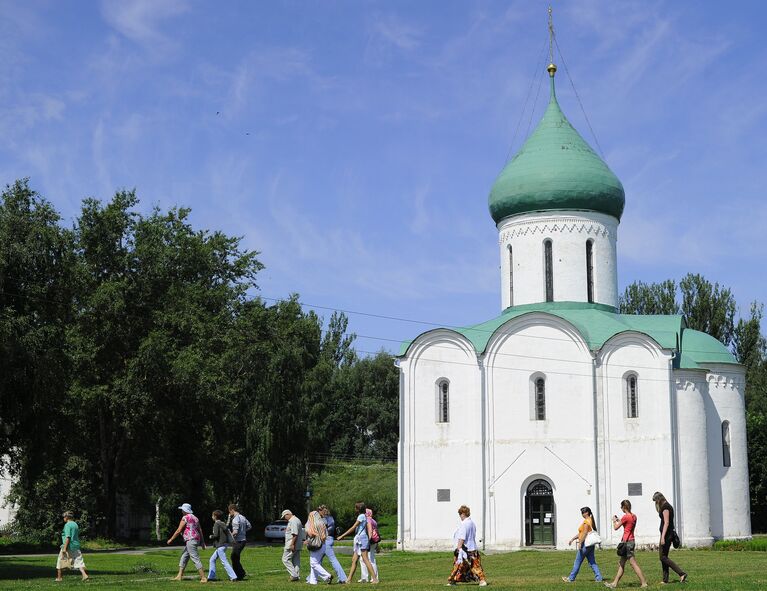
[523,53,547,143]
[504,36,549,165]
[554,35,606,160]
[0,287,733,361]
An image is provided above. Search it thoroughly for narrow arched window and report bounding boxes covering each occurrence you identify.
[544,240,553,302]
[437,380,449,423]
[535,377,546,420]
[626,374,638,418]
[722,421,731,467]
[586,240,594,303]
[508,244,514,307]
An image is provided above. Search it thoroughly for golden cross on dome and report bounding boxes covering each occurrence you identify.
[547,6,557,77]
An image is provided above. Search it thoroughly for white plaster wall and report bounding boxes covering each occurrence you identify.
[484,314,596,549]
[704,365,751,540]
[0,462,16,528]
[400,330,483,550]
[675,371,713,546]
[498,211,619,310]
[598,335,675,546]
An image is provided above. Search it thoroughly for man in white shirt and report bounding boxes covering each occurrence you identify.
[281,509,305,582]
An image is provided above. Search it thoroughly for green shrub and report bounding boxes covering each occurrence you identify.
[0,536,56,555]
[712,538,767,551]
[310,461,396,527]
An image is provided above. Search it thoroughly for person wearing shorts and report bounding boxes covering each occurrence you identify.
[605,499,647,588]
[55,511,89,582]
[337,502,378,584]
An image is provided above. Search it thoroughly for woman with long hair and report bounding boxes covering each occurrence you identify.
[359,508,379,582]
[562,506,603,583]
[604,500,647,588]
[652,492,687,584]
[305,508,333,584]
[337,502,378,584]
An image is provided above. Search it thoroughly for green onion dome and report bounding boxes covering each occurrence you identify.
[488,74,625,224]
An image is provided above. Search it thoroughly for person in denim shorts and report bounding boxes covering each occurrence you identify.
[605,499,647,588]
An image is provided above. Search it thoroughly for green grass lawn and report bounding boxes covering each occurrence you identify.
[0,546,765,590]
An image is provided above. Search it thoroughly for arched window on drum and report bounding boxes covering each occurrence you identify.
[722,420,731,467]
[544,240,554,302]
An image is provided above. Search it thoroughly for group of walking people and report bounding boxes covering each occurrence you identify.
[165,500,381,584]
[562,491,688,587]
[55,491,689,586]
[281,502,381,584]
[166,502,251,583]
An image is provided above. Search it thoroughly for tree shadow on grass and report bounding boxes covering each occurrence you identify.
[0,562,167,581]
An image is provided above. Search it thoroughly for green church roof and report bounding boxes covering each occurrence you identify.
[488,74,625,224]
[398,301,739,370]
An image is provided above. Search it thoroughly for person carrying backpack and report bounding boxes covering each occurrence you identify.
[360,508,380,582]
[208,510,237,581]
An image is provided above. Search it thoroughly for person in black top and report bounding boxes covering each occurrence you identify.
[652,492,687,584]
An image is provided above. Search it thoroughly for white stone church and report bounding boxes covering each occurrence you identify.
[396,59,751,551]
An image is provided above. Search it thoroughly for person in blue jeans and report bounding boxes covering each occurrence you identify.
[562,506,602,583]
[319,505,347,583]
[208,510,237,581]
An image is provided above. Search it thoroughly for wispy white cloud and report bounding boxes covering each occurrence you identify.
[372,14,422,51]
[100,0,188,52]
[364,13,423,66]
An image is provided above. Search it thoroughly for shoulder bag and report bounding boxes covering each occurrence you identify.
[584,530,601,548]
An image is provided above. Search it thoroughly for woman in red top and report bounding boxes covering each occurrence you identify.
[605,500,647,589]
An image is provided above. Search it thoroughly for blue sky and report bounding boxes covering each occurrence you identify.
[1,0,765,353]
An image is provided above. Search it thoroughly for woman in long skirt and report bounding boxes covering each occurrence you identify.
[447,505,487,586]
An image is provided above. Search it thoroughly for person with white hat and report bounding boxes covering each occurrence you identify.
[280,509,305,582]
[167,502,208,582]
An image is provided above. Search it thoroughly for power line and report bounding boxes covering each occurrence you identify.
[259,295,731,360]
[554,35,606,160]
[357,346,683,384]
[0,287,737,363]
[504,36,549,165]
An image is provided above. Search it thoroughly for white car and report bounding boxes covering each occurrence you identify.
[264,519,288,541]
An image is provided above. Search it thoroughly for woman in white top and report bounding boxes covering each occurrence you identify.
[447,505,487,587]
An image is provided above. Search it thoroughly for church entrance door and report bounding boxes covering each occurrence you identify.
[525,479,555,546]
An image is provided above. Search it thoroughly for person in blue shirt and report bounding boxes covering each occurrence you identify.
[337,502,378,584]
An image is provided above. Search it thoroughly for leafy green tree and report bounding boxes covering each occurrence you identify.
[620,274,737,346]
[734,303,767,530]
[0,179,79,541]
[680,273,736,346]
[1,180,399,539]
[619,279,678,315]
[330,351,399,460]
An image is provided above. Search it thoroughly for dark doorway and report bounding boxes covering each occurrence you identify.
[525,478,555,546]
